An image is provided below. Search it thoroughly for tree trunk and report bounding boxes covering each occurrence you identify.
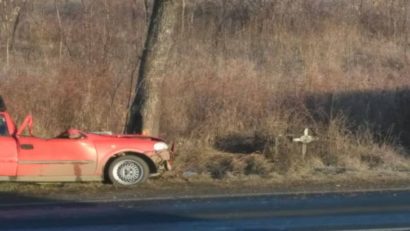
[6,37,10,69]
[126,0,181,136]
[54,0,63,62]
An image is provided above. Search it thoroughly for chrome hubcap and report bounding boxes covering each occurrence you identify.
[113,160,144,185]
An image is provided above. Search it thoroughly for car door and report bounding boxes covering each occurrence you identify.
[0,115,17,176]
[16,136,97,179]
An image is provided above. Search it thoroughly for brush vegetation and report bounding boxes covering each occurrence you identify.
[1,0,410,181]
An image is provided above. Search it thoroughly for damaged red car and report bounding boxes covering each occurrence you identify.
[0,96,172,186]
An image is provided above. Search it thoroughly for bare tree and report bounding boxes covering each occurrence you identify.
[126,0,181,136]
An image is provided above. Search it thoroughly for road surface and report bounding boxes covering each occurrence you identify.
[1,189,410,230]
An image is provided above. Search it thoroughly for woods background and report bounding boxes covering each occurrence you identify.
[1,0,410,178]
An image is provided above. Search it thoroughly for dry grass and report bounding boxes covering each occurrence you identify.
[0,0,410,180]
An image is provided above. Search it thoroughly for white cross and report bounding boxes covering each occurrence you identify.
[293,128,318,160]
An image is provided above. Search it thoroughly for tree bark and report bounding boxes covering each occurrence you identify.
[126,0,181,136]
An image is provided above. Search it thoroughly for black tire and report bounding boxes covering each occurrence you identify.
[108,155,149,186]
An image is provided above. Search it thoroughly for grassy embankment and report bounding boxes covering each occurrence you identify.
[0,0,409,184]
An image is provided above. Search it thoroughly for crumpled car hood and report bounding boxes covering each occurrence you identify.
[87,132,164,142]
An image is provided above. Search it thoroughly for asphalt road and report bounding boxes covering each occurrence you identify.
[1,190,410,230]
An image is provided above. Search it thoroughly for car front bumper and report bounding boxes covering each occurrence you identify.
[149,150,173,174]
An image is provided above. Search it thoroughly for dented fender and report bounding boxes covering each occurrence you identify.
[146,150,173,171]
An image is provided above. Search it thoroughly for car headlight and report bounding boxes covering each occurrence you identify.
[154,142,168,152]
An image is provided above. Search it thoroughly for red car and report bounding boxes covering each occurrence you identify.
[0,97,172,186]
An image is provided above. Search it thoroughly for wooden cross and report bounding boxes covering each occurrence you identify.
[293,128,318,160]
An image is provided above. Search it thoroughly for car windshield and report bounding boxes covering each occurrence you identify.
[0,116,8,136]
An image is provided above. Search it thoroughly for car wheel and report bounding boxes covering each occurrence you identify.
[108,155,149,186]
